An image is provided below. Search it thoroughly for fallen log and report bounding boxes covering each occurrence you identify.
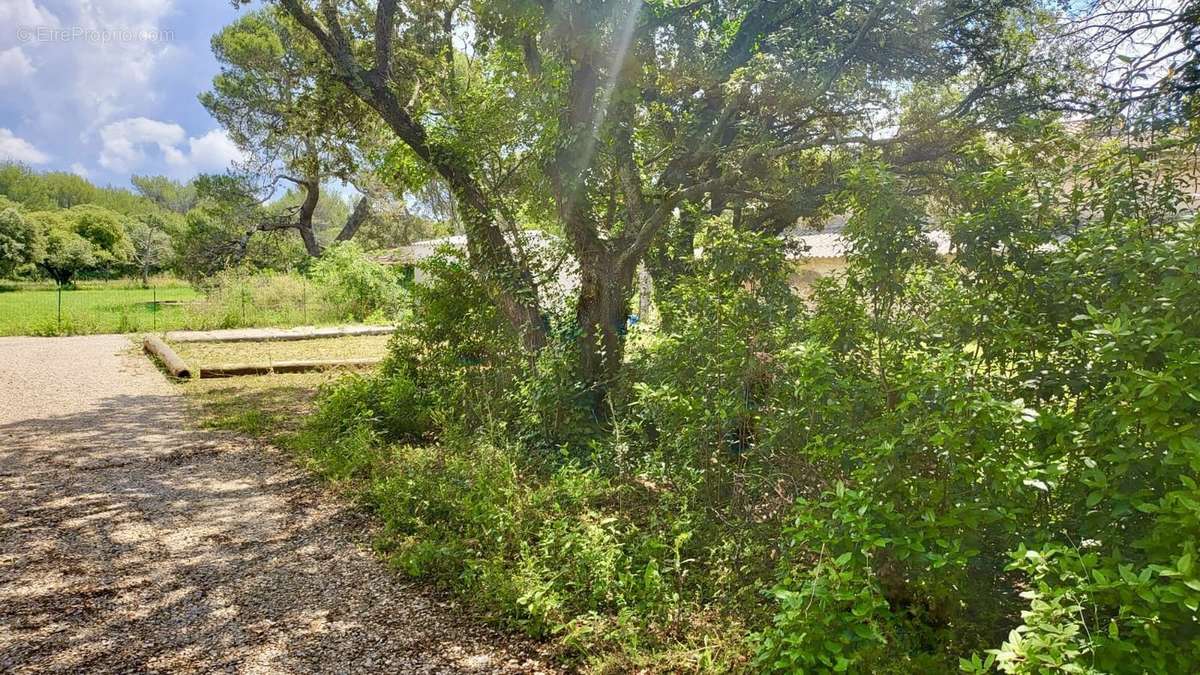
[143,335,193,379]
[198,357,382,379]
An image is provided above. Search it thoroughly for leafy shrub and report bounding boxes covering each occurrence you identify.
[758,147,1200,673]
[291,138,1200,672]
[309,241,402,322]
[309,370,433,445]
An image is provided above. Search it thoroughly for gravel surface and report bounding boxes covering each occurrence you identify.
[0,335,561,674]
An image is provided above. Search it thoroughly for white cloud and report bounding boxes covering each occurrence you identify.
[0,47,35,85]
[0,0,58,39]
[97,118,245,175]
[0,128,50,164]
[25,0,179,132]
[98,116,185,171]
[181,129,247,173]
[70,162,90,178]
[0,1,53,85]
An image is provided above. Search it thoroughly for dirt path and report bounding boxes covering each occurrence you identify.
[0,335,558,674]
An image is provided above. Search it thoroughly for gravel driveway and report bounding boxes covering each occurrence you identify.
[0,335,559,674]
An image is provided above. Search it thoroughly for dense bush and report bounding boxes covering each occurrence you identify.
[309,241,403,323]
[0,198,42,278]
[294,136,1200,672]
[758,144,1200,673]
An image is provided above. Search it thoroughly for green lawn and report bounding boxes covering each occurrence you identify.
[0,274,381,337]
[0,281,202,336]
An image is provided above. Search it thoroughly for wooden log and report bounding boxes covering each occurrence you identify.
[198,357,382,379]
[143,335,193,379]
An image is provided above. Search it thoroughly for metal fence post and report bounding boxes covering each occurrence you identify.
[153,287,158,332]
[57,284,62,332]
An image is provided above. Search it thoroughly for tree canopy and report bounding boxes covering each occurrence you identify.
[201,8,377,257]
[267,0,1071,407]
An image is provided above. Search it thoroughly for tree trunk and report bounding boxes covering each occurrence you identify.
[296,179,323,257]
[333,196,371,243]
[637,263,653,322]
[575,251,637,416]
[456,188,548,352]
[298,224,321,257]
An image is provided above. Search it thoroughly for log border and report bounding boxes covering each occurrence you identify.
[198,357,382,379]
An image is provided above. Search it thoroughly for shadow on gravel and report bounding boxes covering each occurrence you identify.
[0,395,558,674]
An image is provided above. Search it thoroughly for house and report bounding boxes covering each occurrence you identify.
[376,231,580,307]
[377,222,955,300]
[783,217,952,294]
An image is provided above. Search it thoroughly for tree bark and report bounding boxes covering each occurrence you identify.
[575,249,638,416]
[295,178,322,257]
[278,0,549,351]
[637,264,652,321]
[333,196,371,243]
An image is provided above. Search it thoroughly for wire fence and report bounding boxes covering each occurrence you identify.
[0,274,356,337]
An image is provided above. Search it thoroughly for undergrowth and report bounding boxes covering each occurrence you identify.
[281,141,1199,672]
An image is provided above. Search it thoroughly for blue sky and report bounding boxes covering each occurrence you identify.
[0,1,255,189]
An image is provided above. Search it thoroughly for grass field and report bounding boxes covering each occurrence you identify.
[0,280,202,336]
[177,337,390,439]
[0,275,370,337]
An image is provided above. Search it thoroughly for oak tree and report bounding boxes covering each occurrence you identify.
[267,0,1062,407]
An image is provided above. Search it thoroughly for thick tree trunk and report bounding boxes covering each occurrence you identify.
[296,179,323,257]
[575,251,637,416]
[456,188,548,352]
[297,225,322,257]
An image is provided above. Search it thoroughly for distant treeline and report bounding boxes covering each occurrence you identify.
[0,162,449,286]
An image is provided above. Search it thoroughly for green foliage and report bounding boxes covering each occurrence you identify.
[26,205,134,285]
[173,201,306,282]
[131,175,198,214]
[126,214,175,285]
[65,205,133,265]
[35,226,96,286]
[270,83,1198,670]
[756,147,1200,672]
[308,241,401,322]
[0,199,41,278]
[632,220,806,505]
[184,269,335,330]
[385,250,530,434]
[309,371,433,445]
[0,162,176,216]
